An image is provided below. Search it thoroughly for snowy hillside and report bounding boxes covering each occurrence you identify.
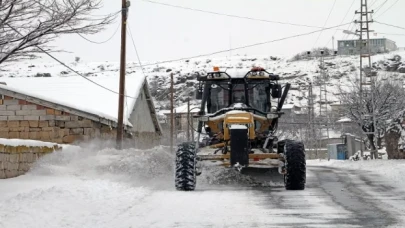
[1,50,405,117]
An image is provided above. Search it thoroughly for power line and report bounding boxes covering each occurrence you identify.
[73,21,121,44]
[38,45,136,99]
[375,21,405,31]
[7,22,350,99]
[31,0,121,44]
[5,24,136,99]
[370,0,379,7]
[139,0,330,29]
[312,0,337,48]
[373,0,388,13]
[136,22,351,68]
[127,25,148,78]
[326,0,356,47]
[375,0,399,18]
[127,23,170,104]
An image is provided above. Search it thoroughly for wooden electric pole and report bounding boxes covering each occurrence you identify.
[116,0,130,149]
[170,73,174,152]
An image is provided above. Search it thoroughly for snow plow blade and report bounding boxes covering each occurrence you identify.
[198,153,282,161]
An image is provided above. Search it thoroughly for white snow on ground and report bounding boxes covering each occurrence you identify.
[0,143,354,228]
[308,159,405,189]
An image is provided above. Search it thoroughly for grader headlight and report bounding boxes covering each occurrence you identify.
[199,116,209,122]
[267,113,279,119]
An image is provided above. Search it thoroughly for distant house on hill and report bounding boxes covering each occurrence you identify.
[338,38,397,55]
[0,74,161,148]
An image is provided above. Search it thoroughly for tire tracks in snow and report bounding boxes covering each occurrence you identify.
[312,166,402,227]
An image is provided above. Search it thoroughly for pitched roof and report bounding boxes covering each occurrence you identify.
[0,73,147,127]
[160,104,201,115]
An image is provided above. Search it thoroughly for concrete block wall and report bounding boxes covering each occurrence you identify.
[0,96,118,144]
[0,144,61,179]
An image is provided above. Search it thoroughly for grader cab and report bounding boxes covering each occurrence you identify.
[174,67,306,191]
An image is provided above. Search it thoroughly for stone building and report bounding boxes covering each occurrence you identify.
[0,74,162,148]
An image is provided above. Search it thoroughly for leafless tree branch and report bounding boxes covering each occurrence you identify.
[0,0,117,64]
[338,74,405,152]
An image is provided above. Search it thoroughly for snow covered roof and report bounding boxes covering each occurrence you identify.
[160,104,201,115]
[337,117,352,123]
[281,104,298,110]
[0,73,147,127]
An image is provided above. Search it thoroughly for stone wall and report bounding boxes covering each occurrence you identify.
[0,96,118,144]
[0,143,61,179]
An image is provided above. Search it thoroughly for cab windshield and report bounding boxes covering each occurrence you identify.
[208,81,269,113]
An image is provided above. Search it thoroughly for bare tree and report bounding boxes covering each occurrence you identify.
[0,0,116,64]
[385,112,405,159]
[338,75,405,159]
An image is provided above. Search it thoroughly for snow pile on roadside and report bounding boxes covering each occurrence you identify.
[24,140,282,188]
[308,159,405,189]
[27,143,175,188]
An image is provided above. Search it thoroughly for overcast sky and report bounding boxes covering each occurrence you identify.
[49,0,405,63]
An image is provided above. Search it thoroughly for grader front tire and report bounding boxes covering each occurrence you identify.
[175,142,197,191]
[284,140,306,190]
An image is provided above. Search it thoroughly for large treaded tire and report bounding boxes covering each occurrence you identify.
[284,140,306,190]
[175,142,197,191]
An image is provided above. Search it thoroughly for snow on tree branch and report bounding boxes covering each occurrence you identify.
[0,0,117,64]
[337,74,405,155]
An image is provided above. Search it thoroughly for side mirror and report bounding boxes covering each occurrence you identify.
[196,82,203,100]
[196,91,203,100]
[271,84,282,98]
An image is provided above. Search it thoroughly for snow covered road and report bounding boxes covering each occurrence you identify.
[1,146,405,228]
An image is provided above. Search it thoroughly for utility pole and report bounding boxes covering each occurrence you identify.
[170,73,174,152]
[187,98,190,141]
[332,36,335,51]
[308,82,317,157]
[355,0,377,159]
[319,50,330,143]
[116,0,130,149]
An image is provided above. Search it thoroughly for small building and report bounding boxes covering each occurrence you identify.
[281,104,302,116]
[330,103,346,118]
[338,38,397,55]
[0,74,162,148]
[160,104,200,133]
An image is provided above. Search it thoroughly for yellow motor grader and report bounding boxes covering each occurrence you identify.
[174,67,306,191]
